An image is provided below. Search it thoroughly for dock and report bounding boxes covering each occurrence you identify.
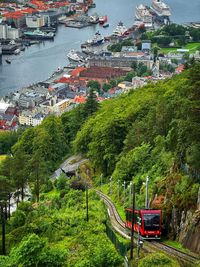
[65,21,91,29]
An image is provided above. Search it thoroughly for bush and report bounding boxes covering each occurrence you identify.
[17,201,33,214]
[10,234,67,267]
[138,252,180,267]
[56,174,69,191]
[43,179,54,193]
[11,210,26,228]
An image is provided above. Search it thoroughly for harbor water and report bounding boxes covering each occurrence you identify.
[0,0,200,96]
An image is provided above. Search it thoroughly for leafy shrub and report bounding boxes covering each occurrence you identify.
[138,252,180,267]
[10,234,67,267]
[11,210,26,228]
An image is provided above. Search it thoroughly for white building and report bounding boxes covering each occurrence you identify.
[0,24,20,39]
[26,15,46,28]
[7,26,20,39]
[19,111,45,126]
[40,98,71,115]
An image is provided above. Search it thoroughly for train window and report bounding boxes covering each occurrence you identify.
[143,214,160,230]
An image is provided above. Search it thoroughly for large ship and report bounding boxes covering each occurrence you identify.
[23,29,55,40]
[81,31,104,47]
[151,0,171,17]
[135,4,153,27]
[113,22,128,37]
[67,50,85,63]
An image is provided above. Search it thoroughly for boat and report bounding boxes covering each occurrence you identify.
[14,48,20,55]
[89,14,99,24]
[113,22,128,37]
[103,23,109,28]
[67,50,85,63]
[151,0,171,17]
[99,15,108,25]
[5,58,11,64]
[90,3,96,8]
[23,29,55,40]
[82,31,104,47]
[135,4,153,28]
[20,46,25,51]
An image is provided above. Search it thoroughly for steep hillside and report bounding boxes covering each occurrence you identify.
[73,63,200,252]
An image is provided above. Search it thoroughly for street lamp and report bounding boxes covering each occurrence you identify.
[122,181,126,204]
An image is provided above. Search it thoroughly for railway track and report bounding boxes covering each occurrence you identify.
[96,190,199,266]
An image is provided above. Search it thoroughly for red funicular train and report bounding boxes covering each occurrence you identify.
[125,208,162,239]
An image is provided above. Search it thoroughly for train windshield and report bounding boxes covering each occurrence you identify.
[143,214,160,230]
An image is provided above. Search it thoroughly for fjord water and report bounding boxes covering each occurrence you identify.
[0,0,200,96]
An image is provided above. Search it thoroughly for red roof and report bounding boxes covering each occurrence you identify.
[71,67,86,77]
[74,95,86,104]
[0,120,6,127]
[55,77,73,83]
[175,64,185,73]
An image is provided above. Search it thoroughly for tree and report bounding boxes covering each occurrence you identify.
[28,128,50,202]
[83,88,99,117]
[152,46,160,62]
[131,61,137,70]
[0,156,15,219]
[42,115,67,169]
[124,71,136,82]
[137,62,148,76]
[11,147,30,202]
[0,175,14,255]
[61,104,85,144]
[87,80,101,93]
[102,83,112,92]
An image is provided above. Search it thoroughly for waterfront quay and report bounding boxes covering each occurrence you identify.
[0,0,98,56]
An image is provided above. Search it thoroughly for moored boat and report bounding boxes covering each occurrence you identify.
[23,29,55,40]
[81,31,104,47]
[67,50,85,63]
[14,48,20,55]
[103,23,109,28]
[135,4,153,28]
[89,14,99,24]
[5,58,11,64]
[151,0,171,17]
[99,15,108,25]
[113,22,128,37]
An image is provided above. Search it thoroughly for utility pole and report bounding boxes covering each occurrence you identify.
[100,174,103,190]
[145,176,149,209]
[130,184,135,260]
[129,181,132,206]
[136,217,142,260]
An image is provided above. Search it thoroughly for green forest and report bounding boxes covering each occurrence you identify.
[0,62,200,266]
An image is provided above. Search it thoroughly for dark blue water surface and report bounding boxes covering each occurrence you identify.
[0,0,200,96]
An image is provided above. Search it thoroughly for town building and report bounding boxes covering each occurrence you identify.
[19,110,45,126]
[0,24,20,39]
[26,15,46,28]
[88,55,154,70]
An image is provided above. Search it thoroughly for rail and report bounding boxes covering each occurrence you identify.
[95,189,199,266]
